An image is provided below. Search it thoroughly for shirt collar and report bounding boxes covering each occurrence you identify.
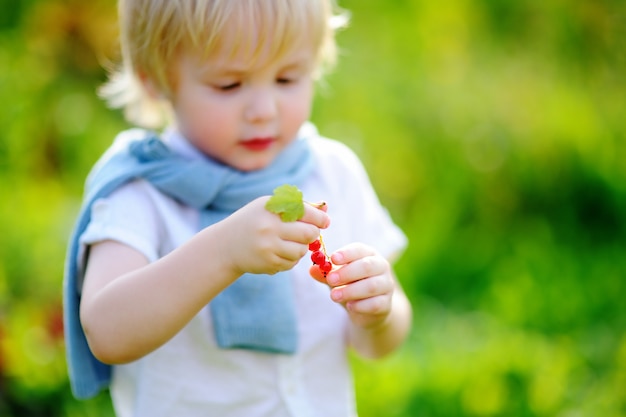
[161,127,206,161]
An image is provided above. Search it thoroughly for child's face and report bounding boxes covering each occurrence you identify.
[168,36,316,172]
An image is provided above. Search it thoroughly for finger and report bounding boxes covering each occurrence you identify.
[330,274,393,303]
[330,242,377,266]
[259,253,300,275]
[345,295,392,318]
[309,264,328,284]
[299,204,330,230]
[309,261,342,284]
[280,222,321,245]
[326,255,388,287]
[274,240,310,263]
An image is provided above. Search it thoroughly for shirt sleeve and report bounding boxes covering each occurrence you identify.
[78,180,164,268]
[309,137,408,262]
[342,146,408,261]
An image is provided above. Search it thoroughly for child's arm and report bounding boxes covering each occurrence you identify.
[323,243,413,359]
[79,197,329,364]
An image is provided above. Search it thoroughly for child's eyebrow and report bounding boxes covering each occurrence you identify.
[280,60,310,71]
[275,57,317,75]
[193,65,244,81]
[201,59,311,78]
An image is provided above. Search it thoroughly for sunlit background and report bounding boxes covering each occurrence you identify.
[1,0,625,415]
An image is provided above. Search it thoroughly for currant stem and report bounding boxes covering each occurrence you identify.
[304,200,327,210]
[318,233,329,258]
[304,199,330,261]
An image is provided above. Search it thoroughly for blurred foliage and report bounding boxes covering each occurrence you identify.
[1,0,625,416]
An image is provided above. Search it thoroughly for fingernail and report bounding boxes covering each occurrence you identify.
[331,252,343,264]
[331,288,343,302]
[327,272,339,286]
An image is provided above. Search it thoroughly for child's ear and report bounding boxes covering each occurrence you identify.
[139,73,162,99]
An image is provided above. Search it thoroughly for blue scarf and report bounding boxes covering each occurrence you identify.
[63,126,315,399]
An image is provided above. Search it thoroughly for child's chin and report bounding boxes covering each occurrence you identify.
[234,157,275,172]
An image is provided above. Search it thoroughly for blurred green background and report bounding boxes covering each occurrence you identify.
[1,0,625,415]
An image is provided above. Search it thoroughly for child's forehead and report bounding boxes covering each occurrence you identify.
[186,42,316,77]
[187,24,316,73]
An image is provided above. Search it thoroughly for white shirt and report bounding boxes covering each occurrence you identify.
[80,127,407,417]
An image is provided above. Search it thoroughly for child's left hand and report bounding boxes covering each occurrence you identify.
[310,243,395,329]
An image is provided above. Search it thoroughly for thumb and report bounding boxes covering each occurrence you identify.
[309,264,328,284]
[309,263,340,285]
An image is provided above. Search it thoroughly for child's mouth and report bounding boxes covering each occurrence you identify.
[240,137,275,151]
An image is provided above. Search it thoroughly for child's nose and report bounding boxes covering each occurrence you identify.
[245,87,277,123]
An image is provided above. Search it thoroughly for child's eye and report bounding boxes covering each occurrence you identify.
[216,82,240,91]
[277,77,294,85]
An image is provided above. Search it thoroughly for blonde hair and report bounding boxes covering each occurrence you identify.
[100,0,346,128]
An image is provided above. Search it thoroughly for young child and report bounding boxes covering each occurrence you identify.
[63,0,412,416]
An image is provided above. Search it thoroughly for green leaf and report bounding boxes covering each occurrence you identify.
[265,184,304,222]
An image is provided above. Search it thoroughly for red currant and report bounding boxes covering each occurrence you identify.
[311,250,326,265]
[308,239,322,251]
[307,234,333,280]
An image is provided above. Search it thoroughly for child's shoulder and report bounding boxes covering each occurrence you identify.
[309,132,362,162]
[308,132,368,177]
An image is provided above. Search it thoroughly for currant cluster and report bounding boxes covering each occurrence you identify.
[309,238,332,277]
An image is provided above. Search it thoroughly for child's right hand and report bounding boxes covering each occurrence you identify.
[215,196,330,277]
